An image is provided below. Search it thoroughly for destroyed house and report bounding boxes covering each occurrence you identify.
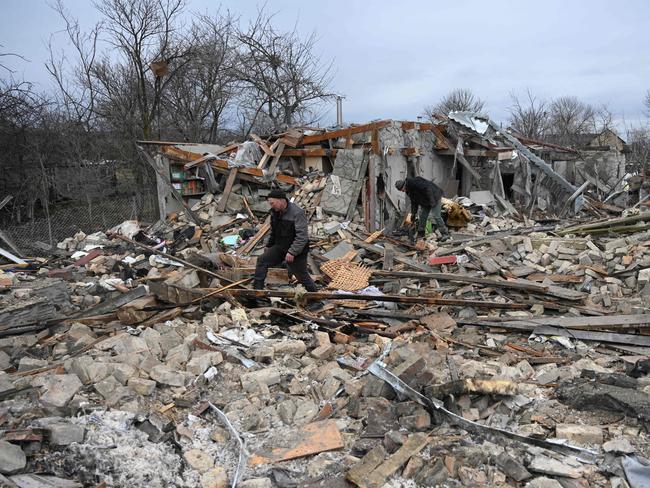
[144,113,631,232]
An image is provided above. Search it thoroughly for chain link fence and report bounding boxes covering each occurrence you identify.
[1,161,159,257]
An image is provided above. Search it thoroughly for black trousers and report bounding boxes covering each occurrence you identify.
[253,246,318,292]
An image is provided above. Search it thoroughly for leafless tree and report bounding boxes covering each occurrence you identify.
[627,126,650,175]
[425,88,486,119]
[235,9,334,133]
[547,96,597,146]
[0,45,28,74]
[644,90,650,117]
[46,4,102,129]
[507,89,550,139]
[49,0,193,140]
[163,11,239,142]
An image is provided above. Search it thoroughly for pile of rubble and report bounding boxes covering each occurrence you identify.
[1,175,650,488]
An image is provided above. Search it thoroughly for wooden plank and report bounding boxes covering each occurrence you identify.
[437,149,499,158]
[368,154,378,232]
[242,196,259,224]
[523,314,650,330]
[533,325,650,347]
[0,246,26,265]
[527,273,583,283]
[371,127,380,155]
[210,159,297,185]
[363,434,429,488]
[370,268,585,301]
[382,244,394,271]
[430,126,482,182]
[0,300,58,330]
[250,134,273,156]
[401,147,420,157]
[302,121,391,145]
[74,286,148,318]
[267,142,286,175]
[217,168,239,213]
[278,128,303,147]
[257,140,280,169]
[249,420,343,465]
[183,153,216,170]
[338,309,424,320]
[161,145,297,185]
[350,239,435,272]
[226,289,528,309]
[240,217,271,255]
[281,148,338,157]
[73,249,103,267]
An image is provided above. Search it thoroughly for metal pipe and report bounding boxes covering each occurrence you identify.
[336,95,343,126]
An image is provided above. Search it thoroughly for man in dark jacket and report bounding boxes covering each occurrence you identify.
[395,177,448,238]
[253,189,318,291]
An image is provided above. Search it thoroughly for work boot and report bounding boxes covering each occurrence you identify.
[245,280,268,307]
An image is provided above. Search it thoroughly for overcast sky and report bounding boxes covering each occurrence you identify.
[2,0,649,131]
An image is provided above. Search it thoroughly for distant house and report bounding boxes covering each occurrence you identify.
[572,128,626,152]
[548,129,627,199]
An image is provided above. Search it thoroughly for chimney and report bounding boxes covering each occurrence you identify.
[336,95,344,126]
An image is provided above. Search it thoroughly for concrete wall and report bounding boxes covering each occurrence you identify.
[378,122,453,215]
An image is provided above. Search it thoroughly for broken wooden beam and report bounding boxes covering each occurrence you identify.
[240,217,270,255]
[267,141,286,174]
[74,286,148,318]
[301,121,391,145]
[223,289,527,309]
[216,167,239,212]
[111,234,244,286]
[371,269,585,301]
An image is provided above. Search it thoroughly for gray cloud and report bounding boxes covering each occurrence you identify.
[2,0,649,130]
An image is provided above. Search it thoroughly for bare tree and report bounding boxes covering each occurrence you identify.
[508,89,550,140]
[235,9,334,132]
[547,96,597,146]
[627,126,650,175]
[163,11,239,142]
[45,4,102,129]
[0,45,28,73]
[49,0,193,140]
[644,90,650,117]
[425,88,486,119]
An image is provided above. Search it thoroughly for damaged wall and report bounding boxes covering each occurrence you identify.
[378,122,454,218]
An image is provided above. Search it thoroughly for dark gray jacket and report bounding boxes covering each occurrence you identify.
[266,202,310,256]
[404,177,443,214]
